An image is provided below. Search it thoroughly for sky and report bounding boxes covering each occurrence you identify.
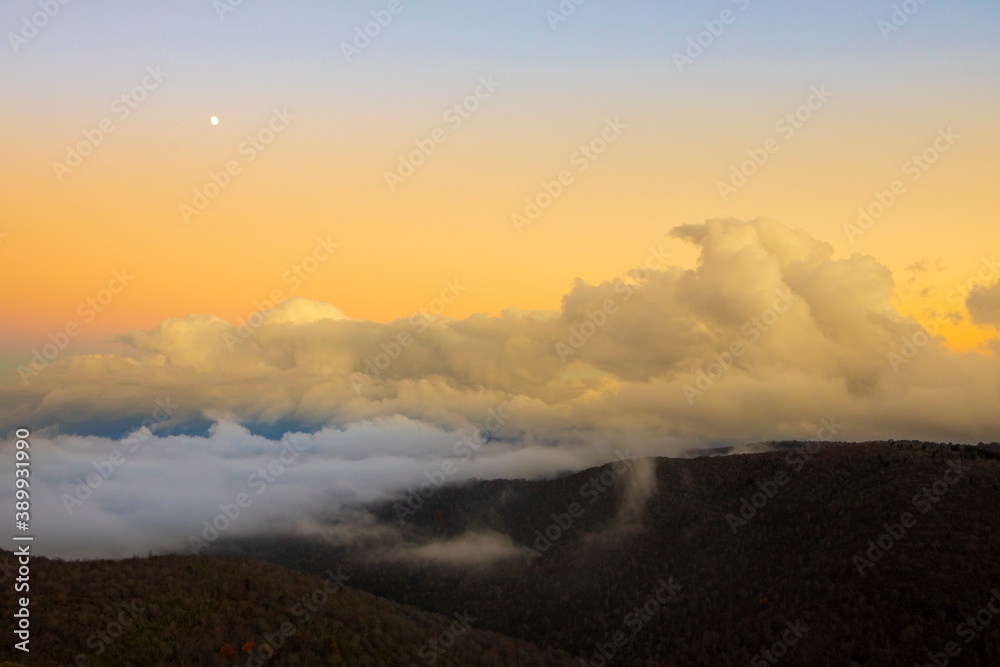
[1,1,1000,558]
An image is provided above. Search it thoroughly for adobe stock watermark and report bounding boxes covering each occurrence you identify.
[545,0,587,31]
[213,0,246,22]
[351,278,467,394]
[717,85,833,202]
[917,588,1000,667]
[409,611,478,666]
[521,449,635,566]
[179,107,295,223]
[877,0,934,42]
[844,126,959,244]
[66,599,146,666]
[556,278,633,363]
[672,0,752,73]
[393,405,511,523]
[8,0,73,54]
[385,75,501,192]
[52,65,168,182]
[512,117,627,234]
[224,236,340,352]
[579,577,682,666]
[944,255,1000,308]
[726,418,842,535]
[853,459,971,576]
[682,288,796,404]
[17,269,134,385]
[749,620,809,666]
[62,398,179,515]
[555,245,670,363]
[239,568,350,667]
[887,310,953,373]
[189,435,309,554]
[340,0,415,63]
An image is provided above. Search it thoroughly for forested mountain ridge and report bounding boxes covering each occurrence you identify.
[0,550,574,666]
[223,441,1000,666]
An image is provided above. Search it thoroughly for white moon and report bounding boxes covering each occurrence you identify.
[210,116,219,126]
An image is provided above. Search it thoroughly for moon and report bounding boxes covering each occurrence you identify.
[210,116,219,126]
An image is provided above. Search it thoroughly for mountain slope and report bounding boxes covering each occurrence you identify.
[223,441,1000,666]
[0,551,574,666]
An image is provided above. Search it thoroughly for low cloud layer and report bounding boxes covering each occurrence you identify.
[4,419,615,559]
[373,531,522,567]
[3,218,999,558]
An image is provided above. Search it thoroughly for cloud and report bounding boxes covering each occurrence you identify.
[617,458,658,523]
[3,218,1000,558]
[373,531,522,567]
[904,257,943,275]
[299,512,523,567]
[967,281,1000,325]
[0,419,615,560]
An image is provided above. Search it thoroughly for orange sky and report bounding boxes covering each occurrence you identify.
[2,4,999,374]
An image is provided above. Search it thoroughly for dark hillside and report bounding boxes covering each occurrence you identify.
[222,442,1000,666]
[0,551,573,666]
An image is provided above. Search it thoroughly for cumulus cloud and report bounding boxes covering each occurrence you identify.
[3,218,1000,558]
[967,281,1000,325]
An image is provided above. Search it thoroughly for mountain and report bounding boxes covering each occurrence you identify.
[217,441,1000,666]
[0,550,574,666]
